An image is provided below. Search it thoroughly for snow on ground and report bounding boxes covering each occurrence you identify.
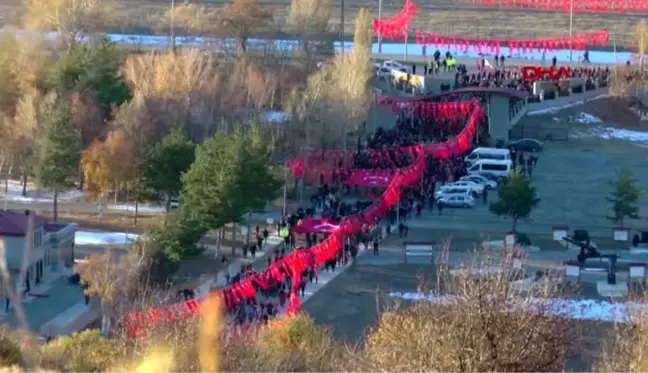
[74,230,140,245]
[526,95,609,116]
[573,112,603,124]
[108,204,166,213]
[0,179,165,213]
[572,126,648,145]
[0,180,84,202]
[390,292,647,323]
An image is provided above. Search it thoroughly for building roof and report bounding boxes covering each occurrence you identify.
[0,211,47,237]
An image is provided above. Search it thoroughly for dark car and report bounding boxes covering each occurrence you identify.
[507,138,543,152]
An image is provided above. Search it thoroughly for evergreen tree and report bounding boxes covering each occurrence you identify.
[181,125,280,230]
[489,170,540,231]
[35,97,81,221]
[181,130,245,228]
[607,167,643,227]
[43,37,131,117]
[236,125,282,213]
[142,128,195,211]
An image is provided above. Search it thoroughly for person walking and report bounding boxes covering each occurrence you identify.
[482,188,488,204]
[373,240,379,256]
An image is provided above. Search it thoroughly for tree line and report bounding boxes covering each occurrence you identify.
[0,0,373,294]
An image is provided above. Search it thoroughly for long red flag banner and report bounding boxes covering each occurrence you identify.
[372,0,419,40]
[414,29,609,55]
[124,100,483,338]
[288,100,480,181]
[468,0,648,13]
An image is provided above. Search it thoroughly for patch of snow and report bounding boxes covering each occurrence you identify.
[630,107,648,121]
[572,126,648,144]
[0,180,84,202]
[390,292,648,323]
[573,112,602,124]
[527,94,609,116]
[74,230,139,245]
[108,204,166,213]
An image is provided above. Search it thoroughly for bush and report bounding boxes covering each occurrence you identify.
[0,337,23,368]
[39,330,119,372]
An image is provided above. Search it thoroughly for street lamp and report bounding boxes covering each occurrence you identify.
[568,0,574,62]
[378,0,383,53]
[170,0,176,51]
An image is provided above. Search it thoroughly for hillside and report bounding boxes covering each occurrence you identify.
[1,0,644,49]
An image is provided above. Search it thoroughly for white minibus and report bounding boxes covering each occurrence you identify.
[466,159,513,178]
[464,147,511,167]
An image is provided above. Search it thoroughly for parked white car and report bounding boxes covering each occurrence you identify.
[435,186,473,200]
[381,60,410,72]
[440,181,484,195]
[459,175,498,190]
[437,195,475,208]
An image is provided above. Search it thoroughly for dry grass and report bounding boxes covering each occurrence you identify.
[0,0,643,48]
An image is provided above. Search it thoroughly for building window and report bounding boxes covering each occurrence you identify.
[33,231,42,249]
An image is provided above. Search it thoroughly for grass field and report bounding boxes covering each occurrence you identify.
[1,0,643,49]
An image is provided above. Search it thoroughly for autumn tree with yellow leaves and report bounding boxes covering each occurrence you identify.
[82,128,142,210]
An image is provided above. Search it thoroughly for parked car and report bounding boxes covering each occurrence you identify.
[440,181,484,195]
[381,60,410,72]
[507,138,543,152]
[459,175,498,190]
[437,195,475,208]
[378,67,392,78]
[477,171,506,183]
[435,187,474,200]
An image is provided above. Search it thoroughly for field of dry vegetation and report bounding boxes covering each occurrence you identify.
[1,248,648,372]
[1,0,646,48]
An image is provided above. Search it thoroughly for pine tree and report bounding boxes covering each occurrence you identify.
[489,170,540,231]
[606,167,643,228]
[142,128,195,211]
[35,97,81,221]
[181,131,243,229]
[181,125,280,230]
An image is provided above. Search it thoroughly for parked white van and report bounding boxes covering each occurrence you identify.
[464,148,511,167]
[466,159,513,178]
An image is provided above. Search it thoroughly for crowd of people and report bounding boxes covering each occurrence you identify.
[353,109,478,170]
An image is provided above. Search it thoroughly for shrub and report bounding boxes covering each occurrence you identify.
[0,337,23,368]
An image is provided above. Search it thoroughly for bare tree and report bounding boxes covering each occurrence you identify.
[152,1,218,39]
[284,11,372,156]
[78,250,149,335]
[216,0,273,54]
[610,20,648,100]
[23,0,114,51]
[286,0,331,65]
[121,49,222,142]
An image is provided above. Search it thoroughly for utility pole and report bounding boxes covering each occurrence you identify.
[568,0,574,62]
[282,161,288,216]
[170,0,176,51]
[404,26,408,61]
[340,0,345,52]
[378,0,383,53]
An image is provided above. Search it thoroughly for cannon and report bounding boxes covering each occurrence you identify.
[563,236,618,284]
